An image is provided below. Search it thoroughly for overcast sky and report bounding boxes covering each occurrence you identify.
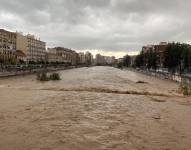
[0,0,191,57]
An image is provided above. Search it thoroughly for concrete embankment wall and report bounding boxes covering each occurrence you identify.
[0,66,77,78]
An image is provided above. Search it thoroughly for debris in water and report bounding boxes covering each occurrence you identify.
[152,115,161,120]
[136,81,148,84]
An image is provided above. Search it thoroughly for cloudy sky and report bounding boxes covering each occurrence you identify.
[0,0,191,58]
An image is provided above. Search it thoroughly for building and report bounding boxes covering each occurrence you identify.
[46,48,60,63]
[142,45,155,54]
[118,58,124,64]
[95,54,106,65]
[0,29,17,63]
[154,42,168,68]
[0,29,46,64]
[95,54,116,65]
[130,55,136,67]
[15,50,27,62]
[26,34,46,62]
[105,56,113,64]
[47,47,78,65]
[55,47,78,65]
[85,51,94,65]
[111,56,117,64]
[78,52,86,64]
[16,32,28,55]
[141,42,169,68]
[16,32,46,63]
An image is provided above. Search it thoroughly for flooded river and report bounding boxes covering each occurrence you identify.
[0,66,191,150]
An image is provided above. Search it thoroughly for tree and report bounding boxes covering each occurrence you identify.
[147,50,158,70]
[181,44,191,71]
[164,42,182,73]
[164,42,191,73]
[123,55,131,67]
[135,52,144,67]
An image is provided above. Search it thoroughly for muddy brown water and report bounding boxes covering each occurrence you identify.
[0,66,191,150]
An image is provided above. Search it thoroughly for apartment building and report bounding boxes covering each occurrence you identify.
[26,34,46,62]
[142,45,155,54]
[15,32,46,63]
[0,29,46,64]
[154,42,168,68]
[47,47,78,65]
[95,54,106,65]
[78,52,86,64]
[85,51,94,65]
[0,29,17,62]
[16,32,28,55]
[16,32,27,62]
[142,42,169,68]
[46,48,62,63]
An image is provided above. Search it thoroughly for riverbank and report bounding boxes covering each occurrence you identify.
[0,65,80,78]
[125,68,191,85]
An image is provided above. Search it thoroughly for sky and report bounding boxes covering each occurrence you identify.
[0,0,191,58]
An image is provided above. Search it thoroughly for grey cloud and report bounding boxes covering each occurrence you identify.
[0,0,191,54]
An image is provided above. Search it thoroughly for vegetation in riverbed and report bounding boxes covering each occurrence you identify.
[37,72,49,81]
[136,81,148,84]
[37,72,61,81]
[49,73,61,80]
[179,84,191,96]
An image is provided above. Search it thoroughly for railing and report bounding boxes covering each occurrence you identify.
[0,65,82,77]
[129,68,191,85]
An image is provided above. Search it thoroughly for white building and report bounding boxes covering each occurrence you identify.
[85,51,93,65]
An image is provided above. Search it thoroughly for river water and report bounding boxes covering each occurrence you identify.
[0,66,191,150]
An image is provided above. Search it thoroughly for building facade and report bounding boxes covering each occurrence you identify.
[16,32,28,55]
[26,34,46,62]
[78,52,86,64]
[95,54,116,65]
[85,51,94,65]
[47,47,78,65]
[95,54,106,65]
[154,42,168,68]
[142,45,155,54]
[55,47,78,65]
[141,42,169,68]
[0,29,17,63]
[46,48,62,63]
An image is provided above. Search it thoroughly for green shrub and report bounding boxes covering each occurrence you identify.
[37,72,49,81]
[49,73,61,80]
[179,84,191,96]
[37,72,61,81]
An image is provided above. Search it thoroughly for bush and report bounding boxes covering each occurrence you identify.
[179,84,191,96]
[37,72,61,81]
[49,73,61,80]
[37,72,49,81]
[117,62,123,69]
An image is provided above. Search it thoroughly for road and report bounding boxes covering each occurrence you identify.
[0,66,191,150]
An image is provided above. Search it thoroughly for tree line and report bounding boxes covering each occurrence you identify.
[135,42,191,74]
